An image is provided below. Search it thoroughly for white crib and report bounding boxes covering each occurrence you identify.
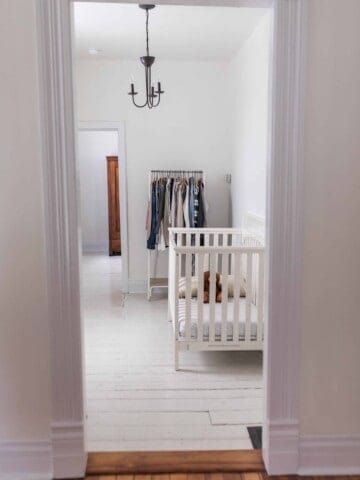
[168,228,265,370]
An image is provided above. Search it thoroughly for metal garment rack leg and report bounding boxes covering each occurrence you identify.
[147,169,204,301]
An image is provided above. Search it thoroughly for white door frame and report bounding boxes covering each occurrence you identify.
[78,121,129,292]
[36,0,307,478]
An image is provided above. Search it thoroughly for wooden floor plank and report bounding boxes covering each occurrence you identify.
[170,475,188,480]
[240,473,264,480]
[86,450,264,475]
[151,475,171,480]
[187,475,206,480]
[222,474,243,480]
[205,474,226,480]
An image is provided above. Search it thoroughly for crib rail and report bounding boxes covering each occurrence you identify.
[168,228,265,365]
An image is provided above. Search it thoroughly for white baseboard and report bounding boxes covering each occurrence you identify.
[298,434,360,475]
[262,420,299,475]
[0,440,52,480]
[263,423,360,475]
[128,279,147,294]
[51,421,87,479]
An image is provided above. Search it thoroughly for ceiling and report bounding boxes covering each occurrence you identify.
[74,3,267,61]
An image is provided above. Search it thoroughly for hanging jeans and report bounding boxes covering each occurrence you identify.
[147,182,158,249]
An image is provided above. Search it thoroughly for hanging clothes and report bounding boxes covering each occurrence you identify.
[146,171,207,250]
[163,178,171,247]
[176,181,185,228]
[197,180,208,228]
[183,182,190,227]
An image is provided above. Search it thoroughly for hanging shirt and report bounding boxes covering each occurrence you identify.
[163,178,171,247]
[183,183,190,227]
[176,181,185,227]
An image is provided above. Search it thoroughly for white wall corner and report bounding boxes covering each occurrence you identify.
[0,440,52,480]
[263,420,299,475]
[298,434,360,475]
[51,422,87,479]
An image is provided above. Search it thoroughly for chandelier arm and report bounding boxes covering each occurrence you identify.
[152,92,161,108]
[148,66,154,107]
[128,68,148,108]
[146,66,151,104]
[147,66,156,109]
[131,95,148,108]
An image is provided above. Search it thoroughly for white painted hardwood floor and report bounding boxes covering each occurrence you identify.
[82,254,263,452]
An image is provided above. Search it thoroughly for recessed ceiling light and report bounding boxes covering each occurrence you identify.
[88,48,102,56]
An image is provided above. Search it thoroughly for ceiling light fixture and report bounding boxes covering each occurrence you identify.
[128,4,164,109]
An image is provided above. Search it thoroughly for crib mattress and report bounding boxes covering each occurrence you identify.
[178,298,260,341]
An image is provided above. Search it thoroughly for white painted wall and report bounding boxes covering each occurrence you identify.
[75,59,233,284]
[78,130,118,253]
[0,0,51,442]
[229,12,270,228]
[300,0,360,435]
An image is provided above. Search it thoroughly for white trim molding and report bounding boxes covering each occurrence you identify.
[36,0,309,477]
[0,440,52,480]
[262,0,307,474]
[51,422,87,479]
[36,0,87,478]
[298,434,360,475]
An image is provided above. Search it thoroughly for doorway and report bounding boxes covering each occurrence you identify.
[78,122,129,294]
[75,1,268,453]
[37,0,306,476]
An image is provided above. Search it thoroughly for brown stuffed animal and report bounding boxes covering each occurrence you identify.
[203,271,222,303]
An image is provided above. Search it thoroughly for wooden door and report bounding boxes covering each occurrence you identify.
[107,156,121,256]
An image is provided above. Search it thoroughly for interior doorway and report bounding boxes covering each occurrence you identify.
[74,1,270,454]
[78,122,129,293]
[37,0,307,475]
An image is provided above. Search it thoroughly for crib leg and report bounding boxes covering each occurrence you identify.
[175,344,179,371]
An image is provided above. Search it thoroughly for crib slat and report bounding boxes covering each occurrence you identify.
[221,253,229,343]
[197,252,204,341]
[257,252,265,342]
[174,252,180,341]
[209,252,216,343]
[233,252,241,343]
[195,232,201,278]
[185,252,192,340]
[245,252,253,342]
[186,232,191,247]
[204,233,210,271]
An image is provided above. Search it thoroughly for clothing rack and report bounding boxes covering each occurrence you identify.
[147,169,205,300]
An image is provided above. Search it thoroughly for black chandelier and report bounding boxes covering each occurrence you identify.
[128,4,165,109]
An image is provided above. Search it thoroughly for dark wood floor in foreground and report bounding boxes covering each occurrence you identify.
[86,451,264,475]
[84,475,360,480]
[84,451,360,480]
